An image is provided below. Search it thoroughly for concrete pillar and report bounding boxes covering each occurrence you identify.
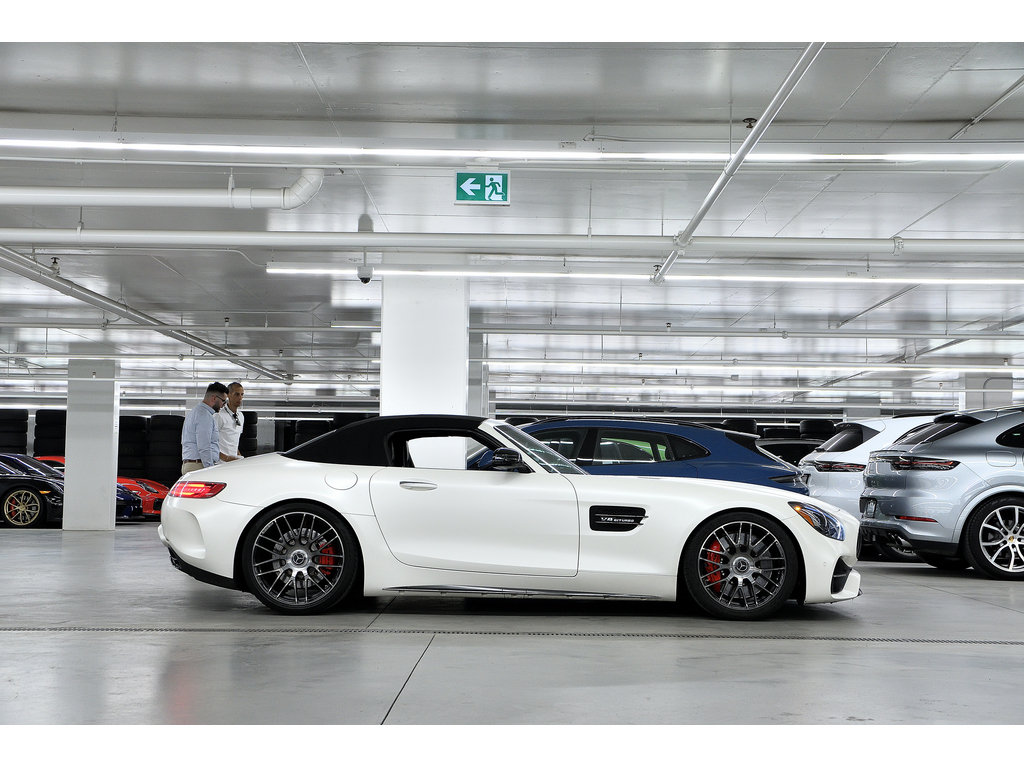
[379,266,469,469]
[379,272,469,416]
[844,398,882,420]
[63,359,118,530]
[964,373,1013,410]
[469,332,489,417]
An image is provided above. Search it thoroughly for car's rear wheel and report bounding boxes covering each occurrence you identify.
[2,488,45,528]
[963,497,1024,580]
[240,503,361,614]
[682,511,798,620]
[916,552,968,571]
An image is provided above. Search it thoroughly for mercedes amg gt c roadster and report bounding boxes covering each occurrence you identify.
[159,415,861,620]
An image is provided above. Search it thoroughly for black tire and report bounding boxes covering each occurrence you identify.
[682,510,798,620]
[917,552,969,571]
[34,409,66,426]
[119,415,148,432]
[33,424,66,440]
[31,438,65,456]
[3,487,46,528]
[963,497,1024,580]
[872,534,921,563]
[240,503,361,615]
[146,439,181,456]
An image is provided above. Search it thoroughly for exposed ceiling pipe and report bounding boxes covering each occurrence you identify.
[655,42,826,283]
[0,168,324,209]
[950,73,1024,140]
[3,229,1024,257]
[0,244,289,380]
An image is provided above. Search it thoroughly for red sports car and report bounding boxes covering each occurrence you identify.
[35,456,170,518]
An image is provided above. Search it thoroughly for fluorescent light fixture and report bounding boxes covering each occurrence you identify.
[4,137,1024,165]
[485,359,1024,375]
[267,260,1024,285]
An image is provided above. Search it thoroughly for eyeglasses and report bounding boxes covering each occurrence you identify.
[214,394,227,404]
[231,412,240,425]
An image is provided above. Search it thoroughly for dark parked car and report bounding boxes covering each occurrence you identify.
[0,453,144,527]
[520,418,808,494]
[0,454,65,527]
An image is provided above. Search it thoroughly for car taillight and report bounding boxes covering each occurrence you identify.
[169,481,226,499]
[811,461,866,473]
[888,456,959,471]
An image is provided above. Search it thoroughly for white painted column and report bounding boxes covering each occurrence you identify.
[468,333,489,417]
[964,373,1013,410]
[63,359,118,530]
[380,273,469,416]
[379,268,469,469]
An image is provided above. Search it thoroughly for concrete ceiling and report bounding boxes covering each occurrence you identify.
[1,41,1024,421]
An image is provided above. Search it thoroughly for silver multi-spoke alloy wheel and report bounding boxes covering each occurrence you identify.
[241,504,360,614]
[965,499,1024,580]
[683,511,798,620]
[3,488,44,527]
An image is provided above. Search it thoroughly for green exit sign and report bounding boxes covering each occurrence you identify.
[455,171,510,205]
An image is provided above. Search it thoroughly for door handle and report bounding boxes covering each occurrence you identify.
[399,480,438,491]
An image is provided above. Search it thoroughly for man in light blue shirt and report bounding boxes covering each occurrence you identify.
[180,382,229,476]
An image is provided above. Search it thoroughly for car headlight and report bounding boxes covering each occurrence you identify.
[789,501,845,541]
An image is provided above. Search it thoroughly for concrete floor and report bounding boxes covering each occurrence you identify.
[2,523,1024,728]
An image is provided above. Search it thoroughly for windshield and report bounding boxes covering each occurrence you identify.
[0,455,62,478]
[495,424,588,475]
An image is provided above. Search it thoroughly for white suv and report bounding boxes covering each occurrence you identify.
[799,413,944,559]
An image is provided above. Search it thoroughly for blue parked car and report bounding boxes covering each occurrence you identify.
[520,418,808,494]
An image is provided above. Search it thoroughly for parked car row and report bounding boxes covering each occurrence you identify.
[0,453,157,528]
[34,456,169,518]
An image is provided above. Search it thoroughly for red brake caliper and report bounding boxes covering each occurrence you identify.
[316,543,335,576]
[705,540,723,590]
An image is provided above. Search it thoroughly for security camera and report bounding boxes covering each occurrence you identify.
[356,265,373,284]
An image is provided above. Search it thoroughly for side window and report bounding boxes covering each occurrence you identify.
[996,426,1024,448]
[667,434,709,461]
[593,429,674,465]
[404,435,491,470]
[532,429,586,460]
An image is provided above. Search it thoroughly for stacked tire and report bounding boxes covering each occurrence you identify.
[294,419,332,446]
[0,409,29,454]
[275,420,296,452]
[239,410,258,457]
[146,414,184,487]
[117,415,149,478]
[33,409,67,456]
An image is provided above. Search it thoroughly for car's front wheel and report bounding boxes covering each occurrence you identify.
[240,503,361,614]
[682,511,798,620]
[2,488,45,528]
[963,497,1024,580]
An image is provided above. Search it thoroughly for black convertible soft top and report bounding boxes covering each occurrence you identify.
[284,414,490,467]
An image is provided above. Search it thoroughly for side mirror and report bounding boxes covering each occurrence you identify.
[490,447,526,471]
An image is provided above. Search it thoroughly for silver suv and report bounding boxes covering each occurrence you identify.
[860,406,1024,579]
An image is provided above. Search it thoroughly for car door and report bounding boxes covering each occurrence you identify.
[369,466,581,576]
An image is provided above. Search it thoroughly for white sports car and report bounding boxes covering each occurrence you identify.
[158,415,861,620]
